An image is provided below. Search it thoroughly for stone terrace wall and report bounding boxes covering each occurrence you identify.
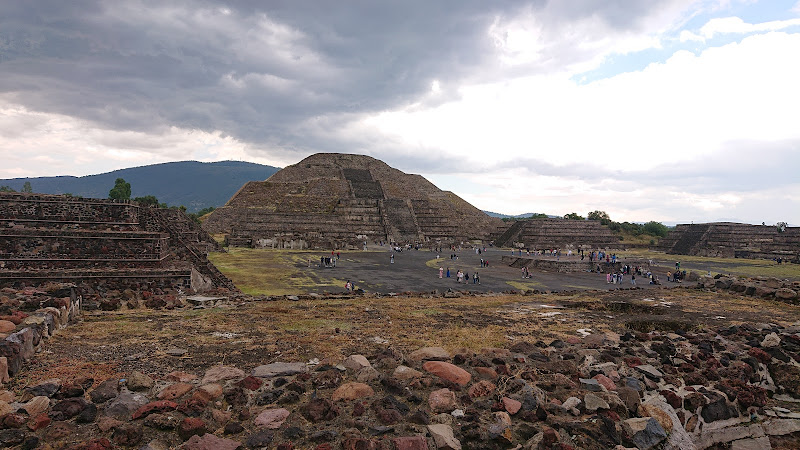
[0,193,137,225]
[0,229,168,262]
[0,193,233,292]
[0,284,81,382]
[502,255,627,273]
[696,274,799,304]
[494,218,622,250]
[660,223,800,261]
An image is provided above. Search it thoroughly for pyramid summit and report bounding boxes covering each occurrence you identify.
[203,153,503,248]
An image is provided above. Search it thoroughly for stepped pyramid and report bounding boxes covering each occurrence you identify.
[492,218,621,251]
[658,222,800,261]
[202,153,503,248]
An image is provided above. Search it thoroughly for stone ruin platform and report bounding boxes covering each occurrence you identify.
[658,222,800,262]
[493,218,622,252]
[0,192,235,293]
[202,153,503,249]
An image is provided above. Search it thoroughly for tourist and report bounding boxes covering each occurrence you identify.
[390,254,394,264]
[667,271,672,282]
[631,274,636,285]
[439,267,443,278]
[446,267,450,278]
[475,272,480,284]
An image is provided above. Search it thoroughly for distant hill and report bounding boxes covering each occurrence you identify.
[0,161,280,213]
[484,211,557,219]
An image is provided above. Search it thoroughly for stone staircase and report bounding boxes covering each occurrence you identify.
[380,199,421,242]
[493,218,620,250]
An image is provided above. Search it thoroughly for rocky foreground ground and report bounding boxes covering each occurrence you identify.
[0,276,798,449]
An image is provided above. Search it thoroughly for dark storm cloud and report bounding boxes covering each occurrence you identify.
[0,0,687,162]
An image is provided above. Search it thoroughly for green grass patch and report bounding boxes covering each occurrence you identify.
[506,280,545,291]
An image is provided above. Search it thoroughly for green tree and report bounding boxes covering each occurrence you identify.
[21,181,33,193]
[564,212,585,220]
[587,210,609,221]
[642,221,669,237]
[133,195,160,207]
[0,186,15,192]
[108,178,131,200]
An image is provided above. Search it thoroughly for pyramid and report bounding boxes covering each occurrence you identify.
[202,153,503,248]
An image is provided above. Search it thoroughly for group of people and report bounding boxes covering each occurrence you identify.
[438,266,481,284]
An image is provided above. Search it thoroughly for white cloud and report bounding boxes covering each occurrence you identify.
[0,100,283,178]
[362,32,800,172]
[699,16,800,39]
[351,31,800,223]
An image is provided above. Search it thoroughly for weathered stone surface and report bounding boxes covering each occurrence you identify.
[392,436,429,450]
[105,390,149,419]
[252,362,307,378]
[343,355,372,371]
[409,347,450,362]
[157,383,193,401]
[634,364,663,380]
[467,380,495,398]
[19,396,49,417]
[428,424,461,450]
[393,365,423,380]
[761,332,781,348]
[165,371,196,382]
[254,408,290,429]
[126,371,154,391]
[701,393,739,423]
[502,397,521,415]
[422,361,471,386]
[762,418,800,436]
[193,384,223,402]
[180,433,242,450]
[429,388,458,413]
[584,393,609,411]
[201,365,245,384]
[639,404,672,433]
[332,382,374,401]
[178,417,207,440]
[90,379,119,404]
[0,321,15,334]
[621,417,666,450]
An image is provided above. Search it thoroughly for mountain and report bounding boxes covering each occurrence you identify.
[0,161,280,213]
[483,211,557,219]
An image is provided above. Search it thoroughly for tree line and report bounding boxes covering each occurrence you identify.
[108,178,215,224]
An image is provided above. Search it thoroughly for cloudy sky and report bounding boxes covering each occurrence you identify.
[1,1,798,225]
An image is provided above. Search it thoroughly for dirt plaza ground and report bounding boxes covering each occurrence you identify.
[209,245,799,296]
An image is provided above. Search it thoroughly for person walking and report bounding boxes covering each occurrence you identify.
[439,267,443,279]
[631,274,636,285]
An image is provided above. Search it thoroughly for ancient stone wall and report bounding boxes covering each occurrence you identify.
[494,218,622,250]
[0,193,233,292]
[0,230,168,262]
[502,255,628,273]
[659,223,800,261]
[0,193,137,225]
[696,274,799,304]
[0,284,81,383]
